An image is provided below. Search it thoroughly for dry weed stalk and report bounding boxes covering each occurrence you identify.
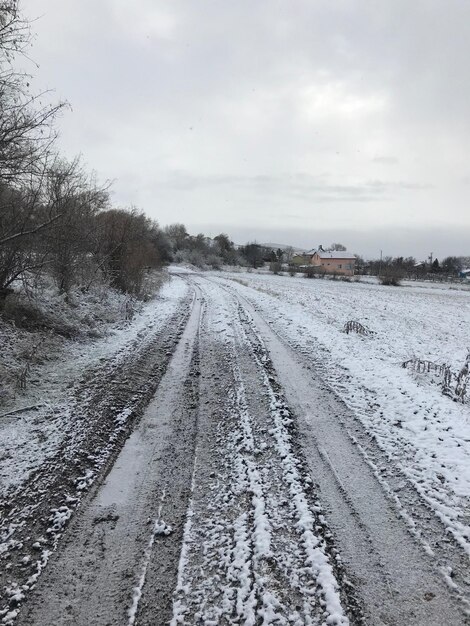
[344,320,373,336]
[16,334,47,390]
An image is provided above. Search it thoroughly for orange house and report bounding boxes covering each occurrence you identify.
[309,249,356,276]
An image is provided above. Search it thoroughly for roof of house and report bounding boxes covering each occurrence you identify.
[310,250,356,260]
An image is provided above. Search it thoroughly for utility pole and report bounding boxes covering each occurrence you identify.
[379,249,383,276]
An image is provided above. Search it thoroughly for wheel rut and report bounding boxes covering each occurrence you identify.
[1,286,193,626]
[16,288,204,626]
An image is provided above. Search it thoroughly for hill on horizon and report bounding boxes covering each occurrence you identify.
[260,242,308,253]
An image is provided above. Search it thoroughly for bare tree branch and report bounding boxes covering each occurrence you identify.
[0,212,62,246]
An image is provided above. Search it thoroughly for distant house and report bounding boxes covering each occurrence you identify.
[309,246,356,276]
[291,253,311,266]
[459,269,470,279]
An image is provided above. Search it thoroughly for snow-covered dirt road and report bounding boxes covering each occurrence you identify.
[0,278,192,624]
[7,271,470,625]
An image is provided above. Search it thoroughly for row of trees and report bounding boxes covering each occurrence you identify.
[160,231,470,279]
[358,255,468,281]
[161,231,295,270]
[0,2,171,299]
[163,224,241,267]
[0,158,171,297]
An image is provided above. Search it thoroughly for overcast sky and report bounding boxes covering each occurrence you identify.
[21,0,470,259]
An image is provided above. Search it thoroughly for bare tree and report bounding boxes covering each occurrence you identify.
[0,1,66,183]
[441,256,461,275]
[0,3,170,306]
[213,233,236,264]
[284,246,295,264]
[0,2,68,294]
[0,163,59,292]
[96,208,164,295]
[0,156,110,294]
[42,158,109,293]
[164,223,188,252]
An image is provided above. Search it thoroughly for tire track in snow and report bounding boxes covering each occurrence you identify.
[170,277,353,625]
[216,275,470,616]
[127,489,171,625]
[211,275,469,625]
[14,287,204,626]
[0,282,193,626]
[238,305,350,624]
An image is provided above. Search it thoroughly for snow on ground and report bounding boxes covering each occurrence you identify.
[214,270,470,555]
[170,277,350,625]
[0,276,189,494]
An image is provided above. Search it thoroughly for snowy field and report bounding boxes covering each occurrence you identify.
[215,270,470,556]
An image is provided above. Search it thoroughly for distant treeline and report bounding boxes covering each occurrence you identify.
[357,255,469,280]
[164,226,283,269]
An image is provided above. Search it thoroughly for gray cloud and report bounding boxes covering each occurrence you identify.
[372,156,398,165]
[21,0,470,257]
[159,172,432,203]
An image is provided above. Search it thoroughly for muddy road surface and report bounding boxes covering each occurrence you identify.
[11,273,470,625]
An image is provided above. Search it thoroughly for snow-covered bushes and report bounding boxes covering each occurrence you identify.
[379,267,404,286]
[0,270,170,403]
[205,254,223,270]
[173,249,224,270]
